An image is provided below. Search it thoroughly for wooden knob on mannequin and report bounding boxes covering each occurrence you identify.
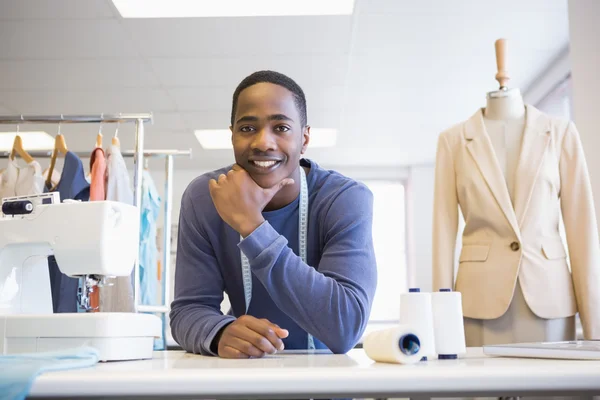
[495,38,510,89]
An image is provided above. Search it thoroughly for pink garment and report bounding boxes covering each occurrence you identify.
[89,148,106,201]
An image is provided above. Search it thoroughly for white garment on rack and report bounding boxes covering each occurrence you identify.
[0,158,44,200]
[105,145,133,205]
[99,145,135,313]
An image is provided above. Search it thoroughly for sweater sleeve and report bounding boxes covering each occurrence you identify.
[169,186,235,355]
[238,183,377,354]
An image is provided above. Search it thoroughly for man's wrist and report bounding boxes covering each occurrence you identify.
[210,322,233,355]
[238,216,265,237]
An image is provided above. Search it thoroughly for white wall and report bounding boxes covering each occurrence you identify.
[406,165,435,291]
[568,0,600,231]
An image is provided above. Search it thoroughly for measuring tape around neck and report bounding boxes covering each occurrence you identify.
[240,166,314,350]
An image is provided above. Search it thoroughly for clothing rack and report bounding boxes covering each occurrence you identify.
[0,115,189,344]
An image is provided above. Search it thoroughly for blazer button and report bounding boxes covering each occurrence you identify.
[510,241,520,251]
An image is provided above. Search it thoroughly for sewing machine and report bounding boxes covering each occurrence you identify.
[0,193,161,361]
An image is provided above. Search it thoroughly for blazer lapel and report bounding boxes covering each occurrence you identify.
[513,105,551,227]
[464,109,520,237]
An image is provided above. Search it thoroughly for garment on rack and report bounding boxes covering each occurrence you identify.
[86,148,107,312]
[89,148,106,201]
[105,144,133,204]
[0,346,99,400]
[0,158,44,200]
[46,151,90,313]
[139,170,161,306]
[100,144,135,312]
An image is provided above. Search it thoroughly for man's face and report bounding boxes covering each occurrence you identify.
[231,82,309,189]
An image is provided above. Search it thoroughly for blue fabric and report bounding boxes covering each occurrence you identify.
[170,159,377,356]
[0,346,99,400]
[46,151,91,313]
[139,170,161,306]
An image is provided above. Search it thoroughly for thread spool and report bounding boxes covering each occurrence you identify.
[400,288,436,360]
[363,325,424,364]
[2,200,33,215]
[431,288,466,360]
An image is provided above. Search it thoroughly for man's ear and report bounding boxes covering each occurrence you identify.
[301,125,310,154]
[230,126,234,145]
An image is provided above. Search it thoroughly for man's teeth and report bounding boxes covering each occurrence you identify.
[253,160,278,168]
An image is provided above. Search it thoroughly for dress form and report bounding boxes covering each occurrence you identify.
[483,88,525,204]
[464,39,575,349]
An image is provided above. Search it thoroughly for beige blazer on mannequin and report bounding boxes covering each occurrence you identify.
[432,104,600,339]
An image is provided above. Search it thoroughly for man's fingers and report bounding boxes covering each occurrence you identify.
[226,336,266,358]
[245,319,285,351]
[217,173,227,183]
[220,345,248,359]
[231,164,243,171]
[230,323,279,354]
[263,178,295,200]
[260,319,289,340]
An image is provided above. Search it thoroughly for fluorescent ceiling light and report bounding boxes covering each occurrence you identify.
[112,0,355,18]
[0,131,55,151]
[194,128,337,150]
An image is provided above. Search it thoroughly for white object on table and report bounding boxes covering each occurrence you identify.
[484,340,600,360]
[400,289,436,358]
[363,324,423,364]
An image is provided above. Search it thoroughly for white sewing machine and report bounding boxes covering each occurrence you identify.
[0,193,161,361]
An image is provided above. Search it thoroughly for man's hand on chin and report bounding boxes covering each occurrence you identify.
[208,164,294,236]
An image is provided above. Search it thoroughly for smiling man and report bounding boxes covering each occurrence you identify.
[170,70,377,358]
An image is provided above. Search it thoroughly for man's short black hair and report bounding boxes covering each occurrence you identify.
[231,70,307,127]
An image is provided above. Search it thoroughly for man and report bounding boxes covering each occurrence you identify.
[170,70,377,358]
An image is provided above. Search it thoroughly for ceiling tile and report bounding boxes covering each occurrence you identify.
[124,16,352,58]
[353,13,568,55]
[1,88,177,114]
[180,111,231,130]
[0,19,137,59]
[150,55,349,88]
[168,87,231,112]
[361,0,567,15]
[169,85,345,113]
[0,59,159,90]
[0,0,116,19]
[149,112,187,132]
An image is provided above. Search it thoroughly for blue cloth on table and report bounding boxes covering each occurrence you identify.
[0,346,99,400]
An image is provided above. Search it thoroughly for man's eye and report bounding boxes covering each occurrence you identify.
[275,126,290,132]
[240,126,255,133]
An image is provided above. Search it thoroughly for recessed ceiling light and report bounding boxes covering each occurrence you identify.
[0,131,55,151]
[194,128,337,150]
[112,0,355,18]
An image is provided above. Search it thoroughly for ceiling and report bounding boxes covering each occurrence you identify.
[0,0,570,170]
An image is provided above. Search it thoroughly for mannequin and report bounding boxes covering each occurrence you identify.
[464,42,574,347]
[432,39,600,351]
[482,89,525,207]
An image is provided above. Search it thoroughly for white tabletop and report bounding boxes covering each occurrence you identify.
[30,348,600,399]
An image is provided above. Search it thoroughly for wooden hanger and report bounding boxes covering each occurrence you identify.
[45,133,68,190]
[112,123,120,147]
[10,135,34,164]
[96,132,103,148]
